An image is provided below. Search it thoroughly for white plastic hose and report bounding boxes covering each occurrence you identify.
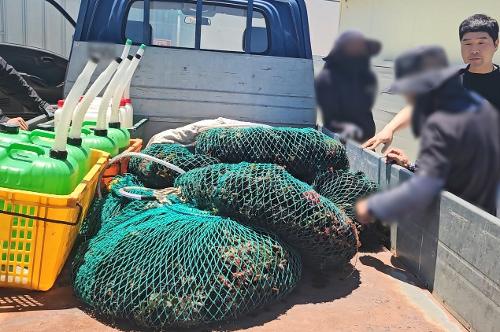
[69,58,122,139]
[121,39,133,59]
[95,56,131,130]
[117,186,156,200]
[97,152,186,198]
[53,59,98,152]
[110,44,146,123]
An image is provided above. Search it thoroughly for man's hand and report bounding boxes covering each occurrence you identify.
[355,199,375,225]
[362,127,394,153]
[384,148,410,168]
[6,117,28,130]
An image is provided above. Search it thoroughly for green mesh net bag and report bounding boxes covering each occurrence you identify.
[73,202,301,329]
[194,127,349,183]
[313,170,378,229]
[128,143,219,188]
[175,163,358,269]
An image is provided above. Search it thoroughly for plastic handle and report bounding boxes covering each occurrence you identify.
[30,129,56,140]
[81,128,92,135]
[8,143,45,161]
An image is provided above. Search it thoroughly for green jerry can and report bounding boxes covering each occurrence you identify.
[0,143,79,195]
[0,123,30,145]
[108,121,131,153]
[29,129,91,182]
[81,121,122,156]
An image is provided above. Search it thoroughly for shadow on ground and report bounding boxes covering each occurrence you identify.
[208,264,360,332]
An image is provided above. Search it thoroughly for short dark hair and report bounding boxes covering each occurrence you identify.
[459,14,499,41]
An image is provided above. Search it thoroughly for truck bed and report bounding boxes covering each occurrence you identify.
[0,249,464,332]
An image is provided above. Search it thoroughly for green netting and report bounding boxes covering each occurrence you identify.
[73,199,301,329]
[128,143,219,188]
[195,127,349,183]
[313,170,378,229]
[175,163,358,269]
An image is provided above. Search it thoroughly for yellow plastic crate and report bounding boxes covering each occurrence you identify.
[0,149,109,291]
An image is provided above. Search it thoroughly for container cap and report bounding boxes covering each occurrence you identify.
[0,123,20,134]
[57,99,64,108]
[127,55,134,61]
[120,99,126,107]
[67,137,82,146]
[50,149,68,160]
[109,122,120,129]
[94,129,108,137]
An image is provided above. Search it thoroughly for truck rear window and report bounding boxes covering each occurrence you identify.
[125,1,268,53]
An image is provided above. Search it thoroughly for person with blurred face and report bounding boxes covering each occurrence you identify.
[315,31,382,142]
[363,14,499,152]
[356,46,500,223]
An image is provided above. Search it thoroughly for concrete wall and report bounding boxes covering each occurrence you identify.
[339,0,500,65]
[335,134,500,332]
[0,0,80,58]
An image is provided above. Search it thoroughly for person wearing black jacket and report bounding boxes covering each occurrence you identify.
[315,30,381,142]
[0,56,53,130]
[356,46,500,222]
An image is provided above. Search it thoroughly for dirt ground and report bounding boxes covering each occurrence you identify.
[0,248,465,332]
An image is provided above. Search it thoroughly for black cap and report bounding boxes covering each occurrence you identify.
[109,122,120,129]
[135,54,142,59]
[94,129,108,136]
[385,46,466,95]
[127,55,134,60]
[50,149,68,160]
[115,57,123,64]
[67,137,82,146]
[323,30,381,62]
[0,123,20,134]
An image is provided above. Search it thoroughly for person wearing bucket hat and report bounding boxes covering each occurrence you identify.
[363,14,500,153]
[355,45,500,223]
[315,30,381,142]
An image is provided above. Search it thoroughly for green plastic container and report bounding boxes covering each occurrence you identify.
[0,123,30,145]
[0,142,9,160]
[29,129,91,182]
[0,143,78,194]
[108,122,131,153]
[83,121,130,154]
[80,125,119,156]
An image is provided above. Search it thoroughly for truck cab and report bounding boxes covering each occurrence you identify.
[67,0,316,142]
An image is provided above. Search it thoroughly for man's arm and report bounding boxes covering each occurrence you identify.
[362,104,413,152]
[0,109,8,122]
[0,56,50,115]
[357,118,453,223]
[364,175,444,221]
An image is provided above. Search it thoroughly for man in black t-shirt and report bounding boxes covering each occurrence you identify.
[460,14,500,111]
[363,14,500,152]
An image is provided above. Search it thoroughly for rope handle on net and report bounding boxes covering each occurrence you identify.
[97,152,186,199]
[117,186,181,203]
